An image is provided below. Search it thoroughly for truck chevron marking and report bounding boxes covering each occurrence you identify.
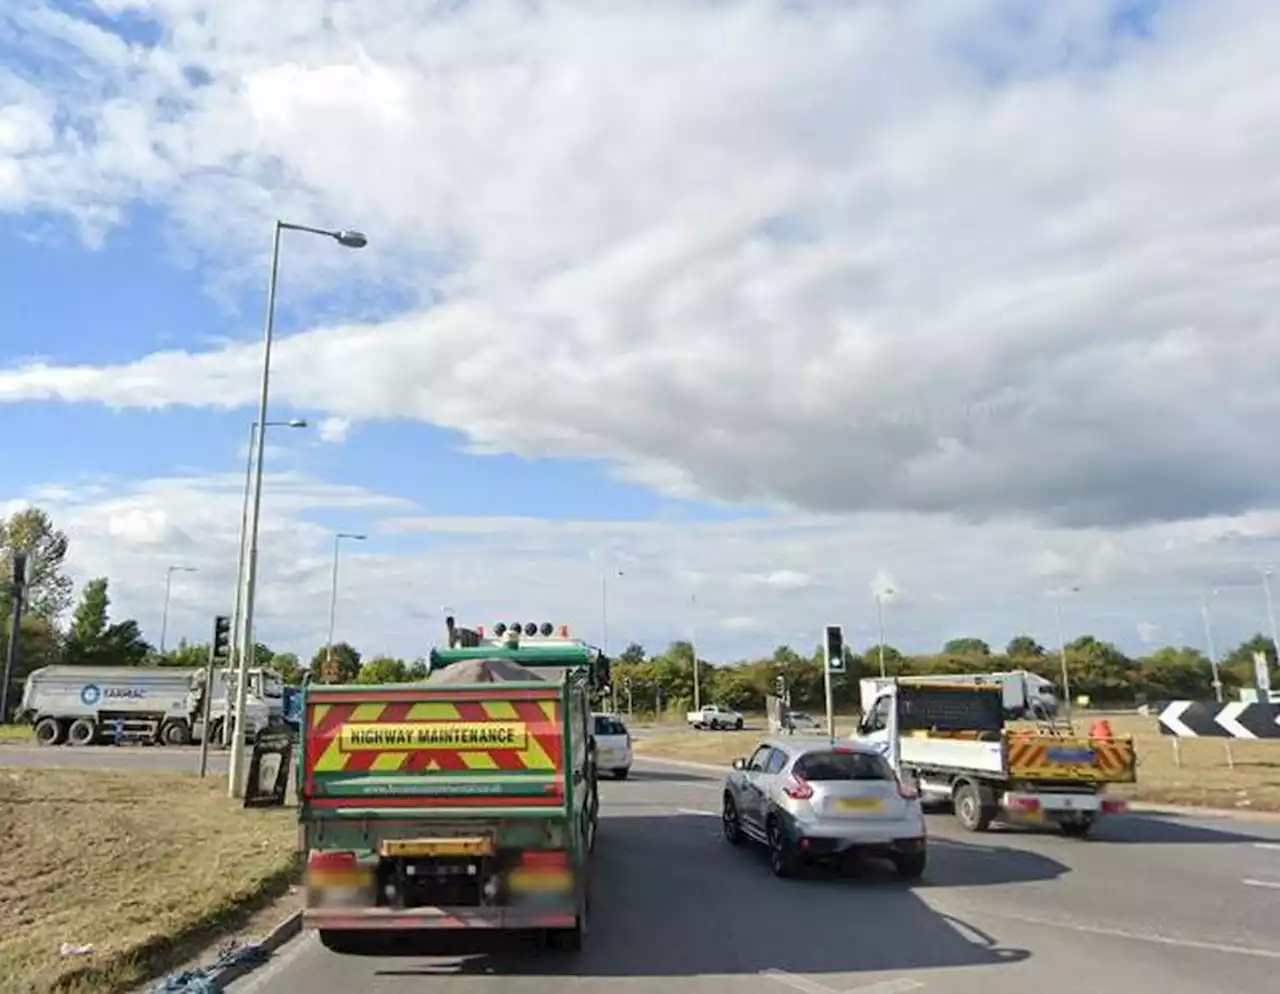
[307,697,562,776]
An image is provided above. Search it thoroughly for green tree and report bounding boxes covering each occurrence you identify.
[618,642,646,666]
[311,642,361,683]
[358,655,409,684]
[943,638,990,656]
[1006,635,1046,658]
[61,577,150,666]
[272,652,305,684]
[0,507,73,622]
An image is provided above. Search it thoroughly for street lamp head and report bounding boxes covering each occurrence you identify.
[334,229,368,249]
[288,418,309,428]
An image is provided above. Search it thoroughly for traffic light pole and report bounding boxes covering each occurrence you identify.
[823,624,844,741]
[199,615,231,778]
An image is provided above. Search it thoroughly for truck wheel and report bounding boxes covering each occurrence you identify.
[207,718,224,747]
[318,930,372,955]
[1059,815,1094,838]
[953,782,994,833]
[545,919,584,952]
[735,718,744,730]
[160,720,191,746]
[67,718,96,747]
[34,718,62,746]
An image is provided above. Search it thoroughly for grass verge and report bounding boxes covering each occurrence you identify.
[632,713,1280,813]
[0,724,32,743]
[0,766,298,994]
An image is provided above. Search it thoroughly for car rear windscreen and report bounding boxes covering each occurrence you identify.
[794,751,893,781]
[594,716,627,736]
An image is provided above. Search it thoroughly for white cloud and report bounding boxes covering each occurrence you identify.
[317,416,351,444]
[9,468,1280,662]
[2,0,1280,532]
[870,570,897,601]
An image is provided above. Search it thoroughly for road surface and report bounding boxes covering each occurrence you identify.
[227,758,1280,994]
[0,742,231,772]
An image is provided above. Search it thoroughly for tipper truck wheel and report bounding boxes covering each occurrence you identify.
[34,718,62,746]
[67,718,96,747]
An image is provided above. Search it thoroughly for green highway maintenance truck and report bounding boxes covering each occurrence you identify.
[298,619,609,952]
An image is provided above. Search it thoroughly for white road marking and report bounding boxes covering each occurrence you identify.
[1242,878,1280,889]
[225,933,316,993]
[1253,842,1280,850]
[973,910,1280,959]
[761,969,923,994]
[677,807,717,816]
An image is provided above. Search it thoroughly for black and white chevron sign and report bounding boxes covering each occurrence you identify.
[1158,700,1280,739]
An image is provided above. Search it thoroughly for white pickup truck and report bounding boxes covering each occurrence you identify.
[685,704,744,730]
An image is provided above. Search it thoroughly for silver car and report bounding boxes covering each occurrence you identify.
[721,737,927,879]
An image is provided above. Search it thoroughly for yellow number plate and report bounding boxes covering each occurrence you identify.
[509,870,573,894]
[837,798,883,811]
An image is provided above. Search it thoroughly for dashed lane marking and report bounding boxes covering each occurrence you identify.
[1242,878,1280,889]
[677,807,718,816]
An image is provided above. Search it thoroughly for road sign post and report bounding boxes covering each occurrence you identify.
[823,624,844,739]
[199,615,233,778]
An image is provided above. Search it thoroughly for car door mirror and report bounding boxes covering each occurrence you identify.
[731,757,746,771]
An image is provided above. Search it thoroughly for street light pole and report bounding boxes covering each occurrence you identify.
[160,565,197,654]
[691,591,701,711]
[1262,570,1280,668]
[228,419,307,710]
[228,220,367,799]
[875,586,894,678]
[325,532,367,679]
[1053,585,1080,721]
[1201,590,1223,703]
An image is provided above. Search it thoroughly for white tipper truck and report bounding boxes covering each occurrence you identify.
[19,665,284,747]
[852,679,1136,837]
[859,670,1060,720]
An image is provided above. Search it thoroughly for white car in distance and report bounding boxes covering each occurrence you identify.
[592,712,632,780]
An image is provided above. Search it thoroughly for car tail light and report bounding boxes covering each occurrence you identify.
[1101,798,1127,815]
[782,776,814,800]
[896,775,919,800]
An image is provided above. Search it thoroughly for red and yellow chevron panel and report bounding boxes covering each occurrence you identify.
[1005,734,1136,783]
[305,697,564,777]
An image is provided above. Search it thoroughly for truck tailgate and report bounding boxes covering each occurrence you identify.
[1005,732,1136,783]
[301,685,566,810]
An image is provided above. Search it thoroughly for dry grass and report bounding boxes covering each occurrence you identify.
[0,724,33,743]
[0,766,298,994]
[633,712,1280,813]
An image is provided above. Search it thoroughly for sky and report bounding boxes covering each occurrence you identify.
[4,0,1280,665]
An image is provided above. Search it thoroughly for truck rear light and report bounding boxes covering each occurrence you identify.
[519,849,568,870]
[782,777,814,800]
[1006,796,1041,813]
[308,850,357,870]
[1101,798,1127,815]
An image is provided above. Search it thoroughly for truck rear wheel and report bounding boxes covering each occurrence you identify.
[953,782,995,833]
[67,718,96,747]
[34,718,62,746]
[317,929,373,955]
[160,720,191,746]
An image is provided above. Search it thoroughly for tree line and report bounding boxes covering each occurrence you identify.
[4,505,1274,719]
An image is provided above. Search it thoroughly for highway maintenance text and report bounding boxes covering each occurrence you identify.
[338,722,529,751]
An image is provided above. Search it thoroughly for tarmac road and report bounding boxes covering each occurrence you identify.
[227,758,1280,994]
[0,742,231,772]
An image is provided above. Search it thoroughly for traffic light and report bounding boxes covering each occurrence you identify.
[824,625,845,673]
[212,615,232,661]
